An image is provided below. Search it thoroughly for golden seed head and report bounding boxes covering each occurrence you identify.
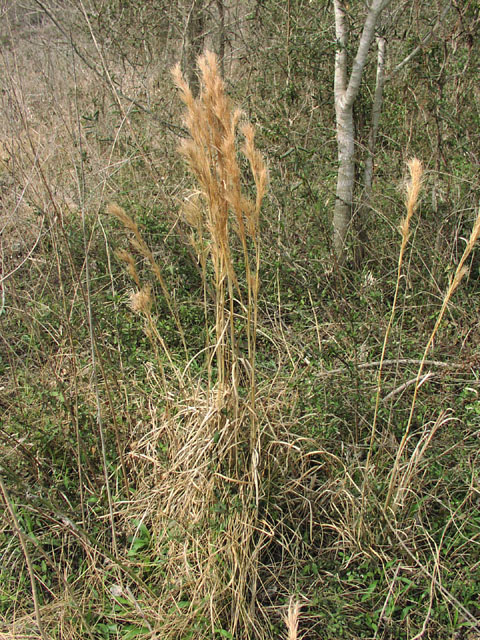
[106,202,138,233]
[405,158,423,214]
[129,285,152,315]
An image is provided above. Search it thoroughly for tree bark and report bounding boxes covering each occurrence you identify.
[332,0,392,264]
[216,0,225,75]
[354,34,386,267]
[184,0,205,95]
[364,35,386,204]
[333,104,356,262]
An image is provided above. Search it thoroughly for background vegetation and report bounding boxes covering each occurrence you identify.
[1,1,479,638]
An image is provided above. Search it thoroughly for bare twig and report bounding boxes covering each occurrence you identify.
[316,358,461,377]
[386,2,452,80]
[382,371,434,403]
[32,0,187,136]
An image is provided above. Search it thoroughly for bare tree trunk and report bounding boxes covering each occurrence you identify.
[364,36,386,205]
[332,0,391,264]
[333,104,356,262]
[354,34,386,267]
[184,0,205,95]
[216,0,225,75]
[355,2,451,268]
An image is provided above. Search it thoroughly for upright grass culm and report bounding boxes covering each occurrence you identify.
[385,199,480,512]
[360,159,423,531]
[172,51,267,419]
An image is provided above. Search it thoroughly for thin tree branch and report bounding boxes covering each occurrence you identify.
[382,372,434,403]
[386,1,452,80]
[0,217,44,287]
[334,0,348,98]
[316,358,464,377]
[343,0,393,109]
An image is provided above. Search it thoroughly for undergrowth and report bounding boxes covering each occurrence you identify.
[1,13,480,640]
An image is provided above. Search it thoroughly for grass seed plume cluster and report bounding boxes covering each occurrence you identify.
[173,50,267,406]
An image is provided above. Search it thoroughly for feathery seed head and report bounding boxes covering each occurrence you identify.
[284,597,302,640]
[467,208,480,250]
[405,158,423,216]
[106,202,138,234]
[173,50,267,251]
[129,285,152,315]
[115,249,140,287]
[400,158,423,242]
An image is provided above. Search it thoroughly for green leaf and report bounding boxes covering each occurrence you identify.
[122,625,150,639]
[361,580,378,601]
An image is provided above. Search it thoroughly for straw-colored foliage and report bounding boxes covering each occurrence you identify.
[109,51,273,637]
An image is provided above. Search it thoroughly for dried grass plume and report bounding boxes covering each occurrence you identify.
[284,597,302,640]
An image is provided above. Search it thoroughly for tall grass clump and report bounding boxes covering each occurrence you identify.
[172,50,267,415]
[110,51,269,637]
[384,197,480,514]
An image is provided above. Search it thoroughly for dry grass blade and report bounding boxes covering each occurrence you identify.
[0,476,47,640]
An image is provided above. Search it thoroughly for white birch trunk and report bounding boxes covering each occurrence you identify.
[333,105,355,261]
[333,0,391,263]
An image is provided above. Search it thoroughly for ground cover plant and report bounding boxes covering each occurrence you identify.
[1,2,480,639]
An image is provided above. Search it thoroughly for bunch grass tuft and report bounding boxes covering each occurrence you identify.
[111,51,270,638]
